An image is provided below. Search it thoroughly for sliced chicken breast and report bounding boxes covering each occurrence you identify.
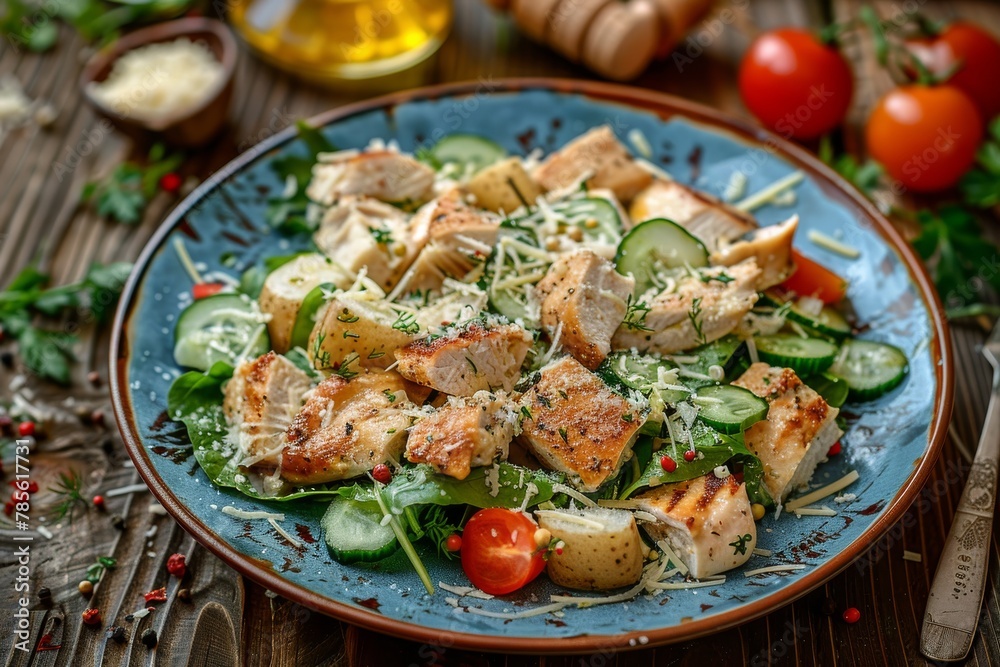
[400,192,500,294]
[628,180,756,251]
[733,363,843,503]
[634,473,757,579]
[313,197,416,292]
[258,253,355,353]
[535,249,635,369]
[281,370,424,484]
[309,293,416,371]
[223,352,312,467]
[307,150,435,205]
[612,261,762,354]
[710,216,798,290]
[405,391,518,479]
[394,317,533,395]
[533,126,652,203]
[519,356,646,492]
[466,157,545,213]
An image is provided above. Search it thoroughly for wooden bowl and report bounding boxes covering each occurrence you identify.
[80,17,237,148]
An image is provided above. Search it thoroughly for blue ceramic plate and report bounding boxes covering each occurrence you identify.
[111,79,953,653]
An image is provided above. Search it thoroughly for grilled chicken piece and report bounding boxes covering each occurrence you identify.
[733,363,843,502]
[223,352,312,467]
[399,192,500,294]
[309,292,416,371]
[519,356,646,492]
[535,249,635,369]
[628,180,756,251]
[634,473,757,579]
[466,157,545,213]
[313,197,416,292]
[258,254,355,353]
[394,317,533,395]
[533,126,652,203]
[281,370,425,484]
[710,216,798,290]
[405,391,518,479]
[307,150,435,205]
[612,261,762,354]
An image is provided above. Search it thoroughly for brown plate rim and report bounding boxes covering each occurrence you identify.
[110,77,954,655]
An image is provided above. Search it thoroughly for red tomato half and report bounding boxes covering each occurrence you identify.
[460,509,545,595]
[739,28,854,140]
[781,250,848,304]
[865,84,982,193]
[905,22,1000,123]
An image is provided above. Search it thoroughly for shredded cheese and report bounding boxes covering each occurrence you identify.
[550,577,649,608]
[646,577,725,590]
[104,483,150,498]
[792,505,837,517]
[534,510,605,530]
[268,518,302,548]
[656,539,689,576]
[903,551,923,563]
[627,129,653,158]
[743,564,807,577]
[552,483,597,507]
[221,506,285,521]
[807,229,861,259]
[733,171,804,212]
[439,582,494,599]
[784,470,859,512]
[464,602,569,619]
[752,548,773,557]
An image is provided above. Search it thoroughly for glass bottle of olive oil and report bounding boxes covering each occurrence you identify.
[228,0,452,88]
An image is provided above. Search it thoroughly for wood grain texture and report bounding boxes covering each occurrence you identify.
[0,0,998,664]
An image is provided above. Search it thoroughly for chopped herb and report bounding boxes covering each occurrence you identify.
[391,310,420,335]
[311,332,331,369]
[688,297,706,345]
[558,389,569,400]
[370,227,394,245]
[622,295,653,332]
[367,350,385,359]
[622,413,634,422]
[537,394,551,409]
[383,389,397,403]
[558,427,568,443]
[336,309,359,323]
[343,330,360,339]
[520,406,533,420]
[465,356,478,374]
[729,533,753,556]
[333,352,360,379]
[701,272,734,285]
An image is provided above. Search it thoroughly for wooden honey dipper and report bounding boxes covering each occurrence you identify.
[485,0,716,80]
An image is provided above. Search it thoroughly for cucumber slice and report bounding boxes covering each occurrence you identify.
[430,134,506,173]
[828,339,909,402]
[550,198,623,243]
[321,496,398,564]
[668,335,749,390]
[694,385,769,434]
[488,285,533,324]
[289,282,334,350]
[173,294,270,370]
[615,218,708,295]
[804,372,849,408]
[786,304,852,340]
[754,334,839,375]
[596,351,690,404]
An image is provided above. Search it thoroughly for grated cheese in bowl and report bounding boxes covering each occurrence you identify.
[87,37,225,124]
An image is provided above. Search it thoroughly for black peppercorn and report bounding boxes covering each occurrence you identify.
[110,514,125,531]
[141,628,157,648]
[124,614,134,623]
[38,587,52,606]
[111,626,127,643]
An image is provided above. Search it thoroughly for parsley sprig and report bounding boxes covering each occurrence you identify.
[81,143,183,224]
[50,470,87,522]
[961,117,1000,210]
[0,262,132,383]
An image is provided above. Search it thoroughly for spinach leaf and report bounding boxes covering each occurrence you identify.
[340,463,563,513]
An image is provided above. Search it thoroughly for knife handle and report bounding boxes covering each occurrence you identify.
[921,391,1000,662]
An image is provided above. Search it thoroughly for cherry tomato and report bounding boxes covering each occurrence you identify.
[445,534,462,552]
[781,250,848,304]
[739,28,854,140]
[192,282,224,300]
[865,84,982,192]
[460,509,545,595]
[905,22,1000,122]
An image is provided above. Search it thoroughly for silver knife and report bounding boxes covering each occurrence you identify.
[921,320,1000,661]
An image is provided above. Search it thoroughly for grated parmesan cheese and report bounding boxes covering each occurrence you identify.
[807,229,861,259]
[733,171,804,212]
[88,38,225,123]
[743,564,807,577]
[269,518,302,548]
[792,505,837,517]
[903,550,923,563]
[221,506,285,521]
[785,470,859,512]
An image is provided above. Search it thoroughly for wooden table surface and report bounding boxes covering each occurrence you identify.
[2,0,999,664]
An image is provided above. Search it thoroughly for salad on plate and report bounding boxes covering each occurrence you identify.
[166,124,909,608]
